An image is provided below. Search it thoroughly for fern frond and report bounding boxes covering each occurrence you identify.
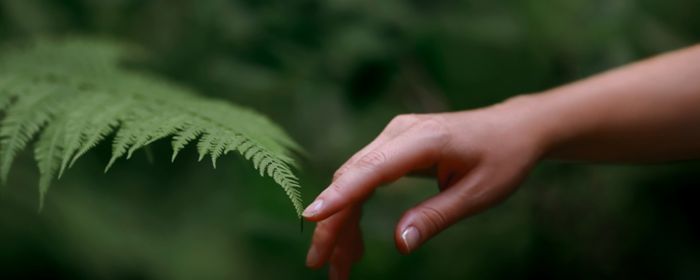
[0,38,304,217]
[171,124,203,162]
[34,116,67,210]
[0,87,60,184]
[61,94,131,176]
[0,77,18,111]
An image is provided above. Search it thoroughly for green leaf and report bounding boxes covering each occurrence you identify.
[0,38,303,217]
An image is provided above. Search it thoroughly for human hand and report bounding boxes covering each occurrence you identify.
[303,100,548,279]
[304,44,700,279]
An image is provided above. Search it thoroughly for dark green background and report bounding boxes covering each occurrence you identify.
[1,0,699,279]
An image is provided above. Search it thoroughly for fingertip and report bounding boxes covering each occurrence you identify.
[395,225,422,255]
[307,262,325,270]
[306,245,322,268]
[302,199,325,219]
[303,192,348,221]
[307,208,359,270]
[394,233,409,255]
[302,208,338,222]
[394,207,436,255]
[402,226,421,253]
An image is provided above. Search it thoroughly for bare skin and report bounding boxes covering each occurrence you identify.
[303,44,700,280]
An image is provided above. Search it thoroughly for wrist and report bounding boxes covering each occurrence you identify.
[489,93,569,160]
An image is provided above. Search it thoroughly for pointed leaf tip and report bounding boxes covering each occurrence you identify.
[104,157,117,173]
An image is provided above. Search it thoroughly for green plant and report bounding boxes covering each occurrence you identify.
[0,38,303,216]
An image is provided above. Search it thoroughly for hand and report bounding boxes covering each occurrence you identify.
[303,100,548,279]
[303,44,700,279]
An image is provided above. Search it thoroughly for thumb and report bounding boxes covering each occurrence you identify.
[394,173,491,254]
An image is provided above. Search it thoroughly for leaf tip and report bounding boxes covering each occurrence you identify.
[104,159,116,173]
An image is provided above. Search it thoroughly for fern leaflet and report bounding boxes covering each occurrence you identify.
[0,38,304,216]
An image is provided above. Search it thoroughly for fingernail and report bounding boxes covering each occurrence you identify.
[306,245,319,266]
[401,226,420,252]
[302,199,324,218]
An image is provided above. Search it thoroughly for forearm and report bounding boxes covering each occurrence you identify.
[507,44,700,162]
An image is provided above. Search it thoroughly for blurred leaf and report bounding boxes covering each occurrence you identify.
[0,38,304,216]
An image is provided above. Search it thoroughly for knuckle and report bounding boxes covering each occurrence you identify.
[416,206,449,235]
[329,181,345,196]
[333,165,348,181]
[326,178,361,203]
[415,117,450,145]
[332,172,341,182]
[416,117,448,137]
[355,150,387,171]
[388,114,420,129]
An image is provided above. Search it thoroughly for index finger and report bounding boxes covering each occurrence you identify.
[303,119,450,221]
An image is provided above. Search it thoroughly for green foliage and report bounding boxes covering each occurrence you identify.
[0,38,303,216]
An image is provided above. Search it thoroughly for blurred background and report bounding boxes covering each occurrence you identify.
[1,0,699,279]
